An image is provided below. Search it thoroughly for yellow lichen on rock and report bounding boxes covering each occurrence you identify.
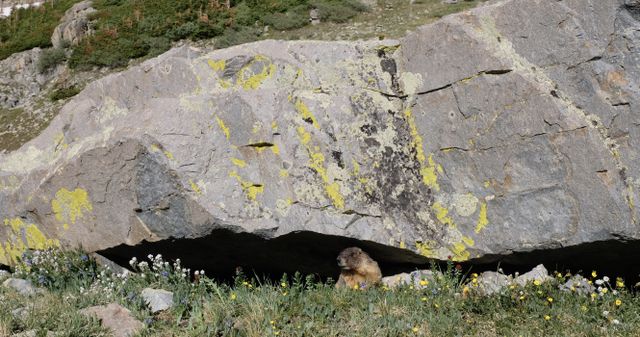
[1,218,60,264]
[51,188,93,230]
[229,171,264,201]
[295,99,320,129]
[475,201,489,233]
[296,127,345,210]
[189,179,203,195]
[416,241,435,257]
[403,108,440,191]
[236,55,276,90]
[432,202,455,228]
[207,59,226,71]
[231,158,247,168]
[216,116,231,140]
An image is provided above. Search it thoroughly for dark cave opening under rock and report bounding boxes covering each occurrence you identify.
[97,228,640,285]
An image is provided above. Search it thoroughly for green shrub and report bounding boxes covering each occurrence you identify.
[37,48,67,73]
[50,86,82,101]
[311,0,367,23]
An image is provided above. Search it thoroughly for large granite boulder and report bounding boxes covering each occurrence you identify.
[1,0,639,277]
[51,0,96,49]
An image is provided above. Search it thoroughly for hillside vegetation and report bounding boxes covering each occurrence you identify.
[1,0,485,69]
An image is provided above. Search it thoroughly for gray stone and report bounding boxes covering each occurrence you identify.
[11,330,36,337]
[514,265,552,287]
[382,269,437,289]
[51,1,96,49]
[560,275,595,295]
[80,303,144,337]
[1,0,640,275]
[141,288,174,313]
[0,270,9,282]
[474,271,512,296]
[2,278,38,296]
[11,307,28,321]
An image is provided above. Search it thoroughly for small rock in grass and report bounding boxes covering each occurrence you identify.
[141,288,174,313]
[11,330,36,337]
[381,270,439,289]
[0,270,10,282]
[80,303,144,337]
[2,278,39,296]
[514,264,552,286]
[11,307,29,321]
[475,271,512,296]
[560,275,595,295]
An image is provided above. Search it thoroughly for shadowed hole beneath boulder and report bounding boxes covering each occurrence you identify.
[97,229,640,284]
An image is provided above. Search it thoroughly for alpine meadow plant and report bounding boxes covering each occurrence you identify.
[14,248,100,291]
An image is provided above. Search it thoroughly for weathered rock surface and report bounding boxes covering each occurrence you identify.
[80,303,144,337]
[1,0,640,277]
[475,271,511,295]
[0,270,9,281]
[141,288,174,313]
[2,278,39,296]
[560,275,595,295]
[513,264,552,287]
[51,1,96,49]
[0,48,61,109]
[382,269,437,288]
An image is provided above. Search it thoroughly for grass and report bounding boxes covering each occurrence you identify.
[2,249,640,336]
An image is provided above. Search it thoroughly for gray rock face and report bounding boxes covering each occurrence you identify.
[0,48,61,109]
[141,288,174,313]
[80,303,144,337]
[382,269,437,288]
[0,270,9,282]
[1,0,639,275]
[560,275,595,295]
[2,278,38,296]
[51,1,96,49]
[513,264,552,287]
[475,271,511,295]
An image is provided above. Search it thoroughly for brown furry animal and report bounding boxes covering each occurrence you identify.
[335,247,382,289]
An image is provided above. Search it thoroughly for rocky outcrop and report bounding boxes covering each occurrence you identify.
[0,48,61,109]
[51,0,96,49]
[1,0,639,277]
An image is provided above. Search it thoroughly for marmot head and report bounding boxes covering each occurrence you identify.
[336,247,370,270]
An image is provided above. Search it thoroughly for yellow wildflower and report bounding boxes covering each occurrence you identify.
[544,315,551,321]
[519,296,525,301]
[281,282,287,288]
[353,284,359,290]
[270,321,276,325]
[602,288,608,294]
[615,299,622,306]
[421,297,428,302]
[581,305,587,312]
[616,280,625,288]
[547,297,553,303]
[412,327,419,333]
[420,280,429,286]
[533,280,541,286]
[592,271,597,278]
[230,293,237,300]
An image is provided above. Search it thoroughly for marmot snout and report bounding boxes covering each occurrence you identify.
[335,247,382,289]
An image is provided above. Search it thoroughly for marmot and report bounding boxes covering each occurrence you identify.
[335,247,382,289]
